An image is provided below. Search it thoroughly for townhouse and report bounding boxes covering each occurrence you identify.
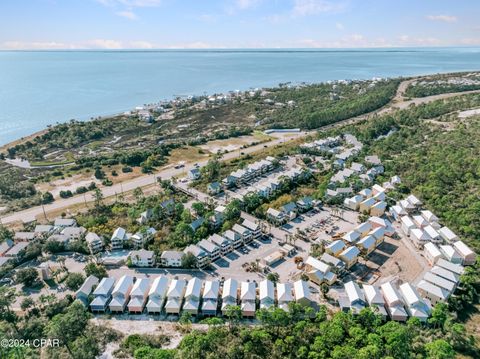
[90,277,115,312]
[109,275,134,313]
[128,278,150,313]
[129,250,155,267]
[183,277,203,316]
[146,276,169,313]
[202,280,220,316]
[221,278,238,315]
[240,281,256,317]
[75,275,99,306]
[164,279,187,315]
[160,251,184,267]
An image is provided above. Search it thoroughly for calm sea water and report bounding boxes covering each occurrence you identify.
[0,48,480,145]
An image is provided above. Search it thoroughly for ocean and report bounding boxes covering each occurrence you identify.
[0,48,480,145]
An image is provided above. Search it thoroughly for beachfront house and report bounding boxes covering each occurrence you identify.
[259,279,275,309]
[223,230,243,249]
[232,224,252,244]
[293,280,313,307]
[146,276,169,313]
[128,278,150,313]
[164,279,187,315]
[399,283,430,322]
[266,208,286,225]
[242,219,262,239]
[202,280,220,316]
[109,275,134,313]
[325,240,345,257]
[423,242,443,266]
[363,284,388,318]
[209,234,233,255]
[90,277,115,312]
[198,239,221,261]
[277,282,293,311]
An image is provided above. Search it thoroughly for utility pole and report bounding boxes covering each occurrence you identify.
[41,203,48,222]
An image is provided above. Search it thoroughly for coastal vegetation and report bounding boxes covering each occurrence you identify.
[405,72,480,98]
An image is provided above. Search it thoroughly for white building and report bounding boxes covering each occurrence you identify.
[146,276,169,313]
[183,278,203,315]
[164,279,187,314]
[128,278,150,313]
[416,280,449,305]
[160,251,184,267]
[325,240,345,257]
[438,227,459,243]
[400,216,416,236]
[202,280,220,316]
[339,246,360,269]
[240,281,257,317]
[129,249,155,267]
[293,280,313,307]
[423,242,443,266]
[111,227,127,250]
[452,241,476,265]
[343,281,366,314]
[277,282,293,311]
[380,282,408,322]
[109,275,134,313]
[76,275,99,306]
[90,277,115,312]
[399,283,430,322]
[221,278,238,315]
[439,245,463,264]
[363,284,388,318]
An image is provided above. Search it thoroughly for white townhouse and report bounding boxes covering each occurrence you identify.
[436,258,464,276]
[128,278,150,313]
[90,277,116,312]
[354,222,372,237]
[54,217,77,228]
[277,282,293,311]
[183,245,211,268]
[342,231,360,244]
[183,277,203,316]
[109,275,134,313]
[342,281,366,314]
[424,225,442,243]
[325,240,345,257]
[242,219,262,239]
[344,195,363,211]
[129,249,155,267]
[146,276,169,313]
[232,224,253,243]
[293,280,313,307]
[380,282,408,322]
[423,242,443,266]
[266,208,286,225]
[400,216,416,236]
[416,280,449,305]
[240,281,257,317]
[407,194,422,208]
[259,279,275,309]
[223,230,243,249]
[61,226,86,240]
[439,245,463,264]
[368,227,385,246]
[339,246,360,269]
[164,279,187,314]
[452,241,476,265]
[160,251,184,267]
[221,278,238,315]
[423,272,456,294]
[412,215,429,229]
[357,235,376,255]
[370,201,387,216]
[438,227,459,243]
[209,234,233,255]
[202,280,220,316]
[431,265,460,285]
[363,285,388,318]
[410,228,431,249]
[197,239,221,261]
[75,275,99,306]
[399,283,430,322]
[111,227,128,250]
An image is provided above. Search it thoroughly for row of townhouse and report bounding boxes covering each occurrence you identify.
[109,226,157,251]
[81,274,316,317]
[266,196,315,225]
[343,182,393,216]
[182,218,262,268]
[390,194,463,250]
[223,157,277,188]
[339,280,431,322]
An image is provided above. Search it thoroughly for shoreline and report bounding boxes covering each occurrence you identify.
[1,69,479,150]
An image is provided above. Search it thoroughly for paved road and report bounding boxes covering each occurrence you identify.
[1,132,306,224]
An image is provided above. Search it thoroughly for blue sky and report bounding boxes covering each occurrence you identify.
[1,0,479,49]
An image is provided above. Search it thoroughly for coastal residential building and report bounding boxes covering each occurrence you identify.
[359,198,376,213]
[202,280,220,316]
[183,245,210,268]
[363,285,388,318]
[277,282,293,311]
[421,210,439,225]
[281,202,298,220]
[165,279,187,315]
[370,201,387,216]
[452,241,476,265]
[342,281,366,314]
[13,232,35,242]
[424,225,441,243]
[221,278,238,315]
[109,275,134,313]
[197,239,221,261]
[61,226,86,240]
[423,272,456,294]
[344,195,363,210]
[128,278,150,313]
[342,231,360,244]
[380,282,408,322]
[240,281,257,317]
[400,216,416,236]
[146,276,169,313]
[325,240,345,257]
[410,228,431,249]
[131,228,156,249]
[207,182,222,195]
[266,208,286,225]
[368,227,385,246]
[232,224,252,243]
[259,279,275,309]
[34,225,54,237]
[357,235,376,255]
[399,283,430,322]
[4,242,29,261]
[188,168,201,180]
[242,219,262,239]
[296,196,314,212]
[86,232,103,254]
[223,230,243,249]
[111,227,127,250]
[209,234,233,255]
[293,280,313,307]
[438,227,458,243]
[413,215,429,229]
[75,275,99,306]
[439,245,462,264]
[54,218,77,228]
[90,277,115,312]
[436,258,464,276]
[423,242,443,266]
[129,250,155,267]
[183,278,203,316]
[339,246,360,269]
[416,280,449,305]
[407,194,422,208]
[431,265,460,284]
[160,251,184,267]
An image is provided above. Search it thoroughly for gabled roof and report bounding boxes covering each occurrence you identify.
[240,281,256,301]
[242,219,259,231]
[167,279,187,298]
[76,275,99,298]
[282,202,297,213]
[436,258,464,275]
[259,279,275,301]
[209,234,230,247]
[320,252,344,268]
[112,275,134,297]
[424,242,442,258]
[424,225,440,239]
[93,277,115,296]
[421,210,439,223]
[453,241,475,258]
[185,277,203,300]
[202,280,220,300]
[399,283,422,307]
[326,240,345,253]
[438,227,458,242]
[277,282,293,302]
[354,222,372,234]
[439,245,462,261]
[368,227,385,240]
[411,228,430,242]
[363,285,384,306]
[222,278,238,300]
[357,235,376,250]
[232,224,250,236]
[431,266,460,284]
[344,281,365,305]
[305,256,330,273]
[416,280,449,300]
[413,215,428,228]
[148,276,169,297]
[293,280,311,301]
[112,227,126,240]
[130,278,150,297]
[343,231,360,243]
[340,246,360,261]
[197,239,220,254]
[401,216,416,228]
[424,272,455,292]
[407,194,422,206]
[223,230,240,242]
[380,281,402,307]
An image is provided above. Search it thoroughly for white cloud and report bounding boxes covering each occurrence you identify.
[460,38,480,45]
[236,0,261,10]
[2,41,80,50]
[397,35,441,46]
[426,14,457,23]
[336,22,344,30]
[292,0,343,17]
[96,0,162,7]
[115,10,138,20]
[85,39,124,49]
